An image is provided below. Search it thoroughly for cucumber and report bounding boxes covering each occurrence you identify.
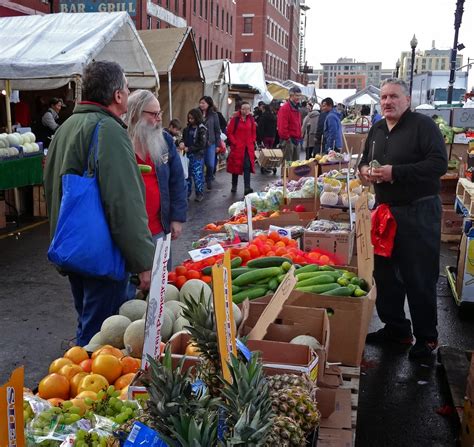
[353,287,367,297]
[232,285,242,294]
[321,286,354,296]
[296,283,340,294]
[233,287,268,304]
[233,267,282,287]
[231,267,254,279]
[138,164,152,173]
[296,271,342,282]
[268,277,279,291]
[342,271,356,280]
[295,264,320,275]
[201,256,242,276]
[246,257,292,269]
[337,277,350,287]
[319,265,335,271]
[295,274,337,288]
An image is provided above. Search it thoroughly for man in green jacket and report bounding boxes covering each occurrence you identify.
[44,61,155,346]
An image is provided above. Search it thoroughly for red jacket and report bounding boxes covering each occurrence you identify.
[277,101,302,140]
[226,113,256,175]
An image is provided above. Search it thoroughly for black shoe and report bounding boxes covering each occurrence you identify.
[408,340,438,360]
[195,194,204,202]
[206,180,212,190]
[244,188,253,195]
[231,186,237,193]
[366,327,414,345]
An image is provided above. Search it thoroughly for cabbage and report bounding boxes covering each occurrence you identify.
[7,134,20,146]
[320,191,339,206]
[228,201,246,217]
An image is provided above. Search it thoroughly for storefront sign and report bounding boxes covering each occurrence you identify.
[453,108,474,129]
[58,0,137,16]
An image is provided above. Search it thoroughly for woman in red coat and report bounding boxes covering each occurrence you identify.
[226,102,257,195]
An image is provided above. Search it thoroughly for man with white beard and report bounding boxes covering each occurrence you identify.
[125,90,187,244]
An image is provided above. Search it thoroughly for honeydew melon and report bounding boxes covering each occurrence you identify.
[123,319,145,358]
[100,315,132,349]
[179,279,212,305]
[119,300,147,322]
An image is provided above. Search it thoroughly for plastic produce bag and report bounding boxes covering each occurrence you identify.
[371,204,397,257]
[179,152,189,179]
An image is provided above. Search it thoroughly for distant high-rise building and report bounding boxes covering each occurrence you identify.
[320,59,383,90]
[234,0,306,82]
[398,41,463,81]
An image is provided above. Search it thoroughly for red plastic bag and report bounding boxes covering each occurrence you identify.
[371,204,397,257]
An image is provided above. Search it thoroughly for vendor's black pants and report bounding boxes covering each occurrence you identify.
[232,149,251,189]
[374,196,441,342]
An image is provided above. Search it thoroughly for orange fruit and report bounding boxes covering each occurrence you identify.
[120,356,140,375]
[49,357,73,374]
[48,398,65,406]
[114,373,135,390]
[38,373,70,400]
[69,372,88,398]
[92,345,124,360]
[77,374,109,395]
[76,390,98,400]
[91,354,123,383]
[80,358,93,373]
[58,364,83,382]
[64,346,89,364]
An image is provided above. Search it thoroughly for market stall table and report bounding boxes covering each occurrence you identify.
[0,156,44,190]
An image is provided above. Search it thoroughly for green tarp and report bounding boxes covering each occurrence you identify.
[0,156,44,190]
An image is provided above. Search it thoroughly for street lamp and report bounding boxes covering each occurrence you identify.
[447,0,466,104]
[395,59,401,78]
[409,34,418,98]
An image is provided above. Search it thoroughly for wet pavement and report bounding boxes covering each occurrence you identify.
[0,165,473,446]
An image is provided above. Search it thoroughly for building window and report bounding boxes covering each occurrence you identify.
[266,19,270,35]
[199,36,202,57]
[221,47,224,59]
[166,0,170,7]
[199,0,202,17]
[193,0,196,14]
[205,0,208,19]
[216,4,219,27]
[230,51,232,60]
[156,19,161,28]
[226,12,229,33]
[225,49,228,58]
[221,9,224,30]
[210,0,213,23]
[175,0,179,13]
[243,51,251,62]
[147,15,152,29]
[243,17,253,34]
[230,16,233,35]
[215,45,218,59]
[204,39,207,58]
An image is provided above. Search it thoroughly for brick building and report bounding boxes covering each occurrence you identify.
[234,0,304,82]
[2,0,235,62]
[321,59,383,90]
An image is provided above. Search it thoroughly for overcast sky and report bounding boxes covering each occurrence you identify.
[305,0,474,86]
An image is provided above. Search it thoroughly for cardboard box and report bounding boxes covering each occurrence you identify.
[461,398,474,447]
[455,227,474,304]
[243,303,331,385]
[319,161,349,174]
[286,160,319,182]
[318,388,352,430]
[318,428,353,447]
[343,133,367,155]
[441,206,463,235]
[258,148,283,169]
[440,173,459,205]
[253,211,316,230]
[303,225,355,266]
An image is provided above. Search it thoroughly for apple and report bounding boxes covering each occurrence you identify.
[294,204,306,212]
[77,373,109,394]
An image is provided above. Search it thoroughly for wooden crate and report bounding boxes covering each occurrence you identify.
[340,365,360,444]
[456,178,474,217]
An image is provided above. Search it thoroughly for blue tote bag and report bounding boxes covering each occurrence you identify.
[47,122,126,281]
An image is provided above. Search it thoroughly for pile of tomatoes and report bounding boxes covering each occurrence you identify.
[168,232,340,289]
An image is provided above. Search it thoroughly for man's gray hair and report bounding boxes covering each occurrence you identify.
[289,86,302,95]
[125,89,156,139]
[380,78,410,96]
[82,61,125,106]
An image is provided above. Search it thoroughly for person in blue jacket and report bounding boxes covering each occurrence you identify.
[321,97,343,152]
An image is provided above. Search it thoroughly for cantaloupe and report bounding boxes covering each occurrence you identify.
[289,335,322,351]
[165,300,184,319]
[119,300,147,322]
[100,315,132,349]
[172,316,190,334]
[123,319,145,358]
[165,284,180,302]
[162,312,173,342]
[179,279,212,304]
[89,332,103,346]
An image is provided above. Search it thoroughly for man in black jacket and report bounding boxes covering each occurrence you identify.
[359,78,447,360]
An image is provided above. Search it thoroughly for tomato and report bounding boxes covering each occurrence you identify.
[175,275,187,289]
[248,244,260,258]
[295,256,307,264]
[201,275,212,284]
[261,244,272,254]
[280,237,291,246]
[256,234,268,242]
[294,204,306,212]
[275,247,287,257]
[275,241,286,248]
[269,231,281,242]
[175,265,187,276]
[266,239,275,246]
[288,239,298,247]
[267,251,276,257]
[239,249,251,263]
[168,272,177,283]
[319,255,330,264]
[186,270,201,280]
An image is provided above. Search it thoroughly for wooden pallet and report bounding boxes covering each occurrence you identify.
[340,365,360,444]
[441,233,462,243]
[216,160,226,172]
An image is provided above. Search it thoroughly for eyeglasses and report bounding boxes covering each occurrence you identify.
[143,110,163,119]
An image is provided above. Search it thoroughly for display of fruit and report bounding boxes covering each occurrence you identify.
[74,430,112,447]
[265,415,306,447]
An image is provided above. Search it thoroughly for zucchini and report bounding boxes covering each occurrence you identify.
[246,257,292,269]
[295,274,337,288]
[233,287,268,304]
[231,267,254,279]
[295,264,320,275]
[201,256,242,275]
[321,286,354,296]
[233,267,282,287]
[295,283,340,294]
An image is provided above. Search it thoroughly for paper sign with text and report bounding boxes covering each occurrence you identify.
[268,225,291,239]
[355,192,374,285]
[245,196,254,241]
[189,244,225,262]
[212,251,237,382]
[141,234,171,370]
[0,366,25,447]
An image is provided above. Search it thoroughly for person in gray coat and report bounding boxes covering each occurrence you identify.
[199,96,221,190]
[302,104,320,159]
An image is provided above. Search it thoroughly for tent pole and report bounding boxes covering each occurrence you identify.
[75,75,82,102]
[168,71,173,122]
[5,80,12,133]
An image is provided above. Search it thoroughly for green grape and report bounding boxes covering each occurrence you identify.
[107,385,115,396]
[97,390,106,400]
[62,400,73,409]
[112,391,120,398]
[113,401,123,412]
[68,406,81,415]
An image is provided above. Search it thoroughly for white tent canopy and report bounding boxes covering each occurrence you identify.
[0,12,159,90]
[315,89,356,105]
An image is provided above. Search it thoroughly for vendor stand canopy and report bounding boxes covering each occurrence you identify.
[315,89,356,105]
[139,27,204,124]
[0,12,159,91]
[343,86,380,106]
[267,80,315,101]
[202,59,231,118]
[228,62,272,107]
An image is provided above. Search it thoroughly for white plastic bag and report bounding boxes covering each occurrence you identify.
[179,152,189,179]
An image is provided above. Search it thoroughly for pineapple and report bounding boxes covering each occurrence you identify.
[181,292,222,396]
[267,374,316,397]
[220,353,274,446]
[270,386,321,434]
[264,415,306,447]
[167,411,218,447]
